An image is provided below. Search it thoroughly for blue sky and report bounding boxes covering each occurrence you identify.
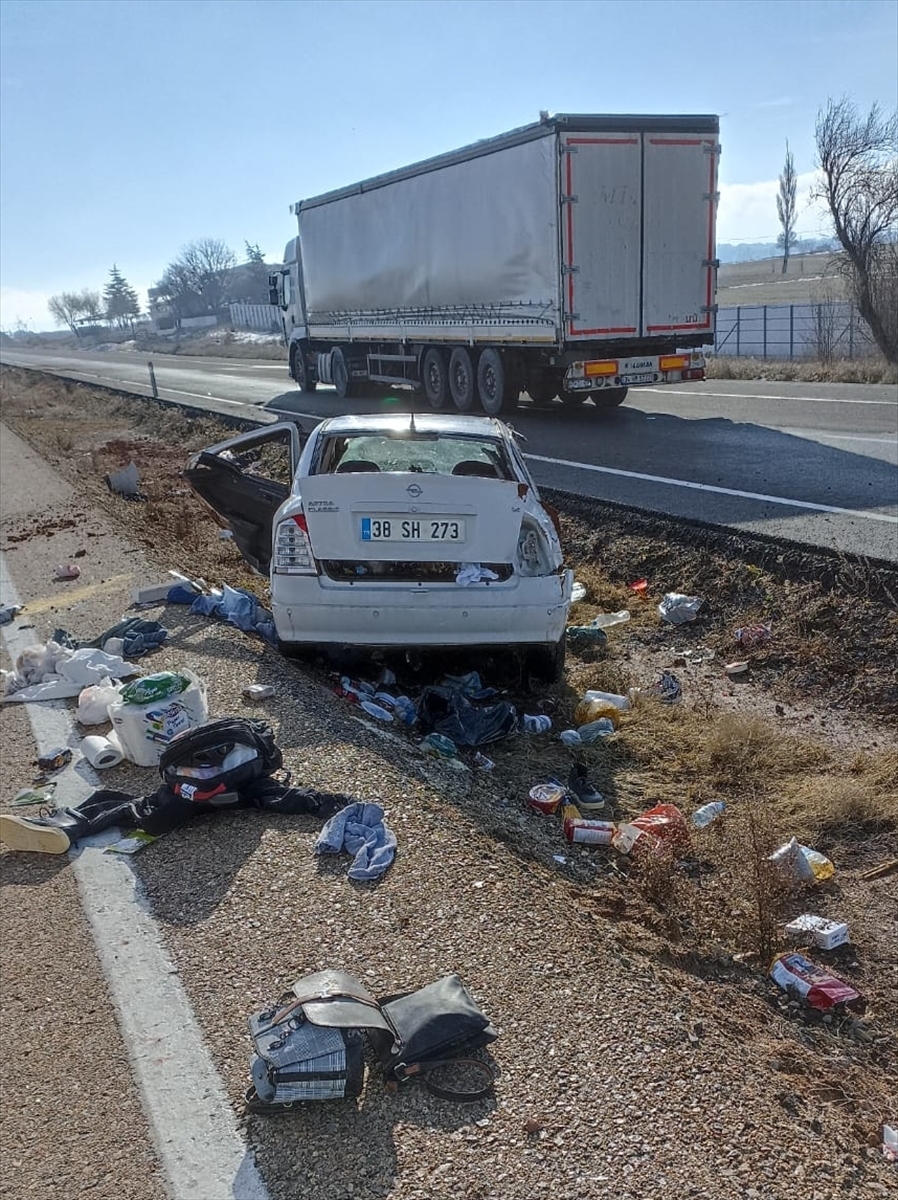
[1,0,896,330]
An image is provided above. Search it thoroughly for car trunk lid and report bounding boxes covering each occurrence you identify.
[298,474,525,564]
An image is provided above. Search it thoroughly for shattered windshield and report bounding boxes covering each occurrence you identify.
[315,433,514,479]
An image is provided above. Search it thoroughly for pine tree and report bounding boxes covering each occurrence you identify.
[104,264,141,328]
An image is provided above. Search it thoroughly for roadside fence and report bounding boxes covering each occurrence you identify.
[713,301,876,360]
[229,303,282,334]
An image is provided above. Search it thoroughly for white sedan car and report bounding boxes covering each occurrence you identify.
[185,413,573,679]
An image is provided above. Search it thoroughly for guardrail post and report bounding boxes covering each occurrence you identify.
[147,361,158,399]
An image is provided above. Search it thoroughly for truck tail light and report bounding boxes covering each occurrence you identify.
[274,514,318,575]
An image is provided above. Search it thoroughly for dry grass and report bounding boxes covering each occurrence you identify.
[707,355,897,385]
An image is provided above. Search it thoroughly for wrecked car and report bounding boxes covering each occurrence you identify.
[184,414,573,679]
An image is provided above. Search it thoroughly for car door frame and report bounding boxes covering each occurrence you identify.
[183,421,304,575]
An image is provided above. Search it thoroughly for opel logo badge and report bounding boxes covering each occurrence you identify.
[406,483,423,498]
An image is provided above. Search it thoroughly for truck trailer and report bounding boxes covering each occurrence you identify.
[270,112,720,414]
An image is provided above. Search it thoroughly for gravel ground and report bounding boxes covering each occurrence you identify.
[0,424,166,1200]
[1,377,896,1200]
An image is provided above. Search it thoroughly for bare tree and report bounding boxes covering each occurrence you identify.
[776,141,798,274]
[815,97,898,364]
[180,238,237,312]
[48,289,102,336]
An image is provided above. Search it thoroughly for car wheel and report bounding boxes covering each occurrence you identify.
[477,348,517,415]
[591,387,629,409]
[528,636,566,683]
[290,344,317,393]
[526,371,559,406]
[422,348,449,410]
[448,348,477,412]
[332,348,359,401]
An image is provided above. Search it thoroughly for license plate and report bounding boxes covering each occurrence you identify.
[619,372,655,385]
[360,517,465,542]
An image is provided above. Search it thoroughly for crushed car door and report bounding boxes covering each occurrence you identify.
[183,422,303,574]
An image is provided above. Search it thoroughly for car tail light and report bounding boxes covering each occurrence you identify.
[274,514,318,575]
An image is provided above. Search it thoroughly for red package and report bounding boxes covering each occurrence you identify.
[631,803,691,851]
[769,952,864,1013]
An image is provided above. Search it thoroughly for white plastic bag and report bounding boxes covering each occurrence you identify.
[77,678,123,726]
[769,837,835,884]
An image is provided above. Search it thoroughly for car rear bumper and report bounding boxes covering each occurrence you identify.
[271,570,573,647]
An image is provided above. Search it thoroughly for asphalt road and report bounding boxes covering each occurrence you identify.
[2,346,897,561]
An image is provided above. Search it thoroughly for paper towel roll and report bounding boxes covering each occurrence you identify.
[81,733,124,770]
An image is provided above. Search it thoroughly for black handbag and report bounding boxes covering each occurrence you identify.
[246,970,497,1113]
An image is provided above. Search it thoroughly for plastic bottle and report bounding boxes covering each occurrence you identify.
[359,700,394,722]
[588,611,631,629]
[691,801,725,828]
[583,689,631,711]
[522,714,552,734]
[392,696,417,726]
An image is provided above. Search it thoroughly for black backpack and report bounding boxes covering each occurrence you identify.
[159,717,283,804]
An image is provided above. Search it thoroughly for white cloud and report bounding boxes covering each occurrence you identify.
[717,170,829,244]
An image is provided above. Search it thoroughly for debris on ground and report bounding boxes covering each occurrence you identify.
[658,592,704,624]
[105,460,143,499]
[785,913,850,950]
[769,950,865,1012]
[769,837,835,885]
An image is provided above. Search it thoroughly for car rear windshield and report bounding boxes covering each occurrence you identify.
[314,433,514,479]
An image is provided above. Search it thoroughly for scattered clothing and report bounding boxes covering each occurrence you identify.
[315,802,397,881]
[1,643,139,703]
[191,585,276,645]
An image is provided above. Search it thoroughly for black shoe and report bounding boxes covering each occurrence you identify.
[568,763,606,811]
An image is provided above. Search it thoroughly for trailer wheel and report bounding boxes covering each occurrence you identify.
[290,344,317,393]
[332,348,358,401]
[526,371,559,407]
[560,391,588,407]
[449,348,477,412]
[591,387,629,409]
[422,348,449,410]
[476,348,516,415]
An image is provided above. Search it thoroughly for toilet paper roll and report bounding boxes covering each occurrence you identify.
[81,733,124,770]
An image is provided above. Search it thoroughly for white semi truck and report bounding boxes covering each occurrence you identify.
[270,112,720,414]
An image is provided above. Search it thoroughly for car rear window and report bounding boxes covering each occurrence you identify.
[315,434,514,479]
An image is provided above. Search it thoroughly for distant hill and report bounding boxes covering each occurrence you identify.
[718,237,838,264]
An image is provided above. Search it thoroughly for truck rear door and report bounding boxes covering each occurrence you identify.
[561,133,642,342]
[641,133,718,340]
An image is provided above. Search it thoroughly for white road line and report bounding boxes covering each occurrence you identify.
[525,453,898,524]
[779,429,898,446]
[641,387,897,406]
[0,557,270,1200]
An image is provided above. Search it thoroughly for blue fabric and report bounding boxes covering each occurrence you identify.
[189,587,277,645]
[314,802,397,881]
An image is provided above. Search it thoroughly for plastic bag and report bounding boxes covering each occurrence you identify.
[614,803,691,856]
[658,594,703,624]
[769,838,835,885]
[77,678,122,726]
[418,687,518,747]
[119,671,190,707]
[769,952,863,1012]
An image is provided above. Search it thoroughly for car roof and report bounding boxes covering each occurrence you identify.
[312,413,510,439]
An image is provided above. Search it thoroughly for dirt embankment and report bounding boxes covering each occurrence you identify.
[2,366,896,1189]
